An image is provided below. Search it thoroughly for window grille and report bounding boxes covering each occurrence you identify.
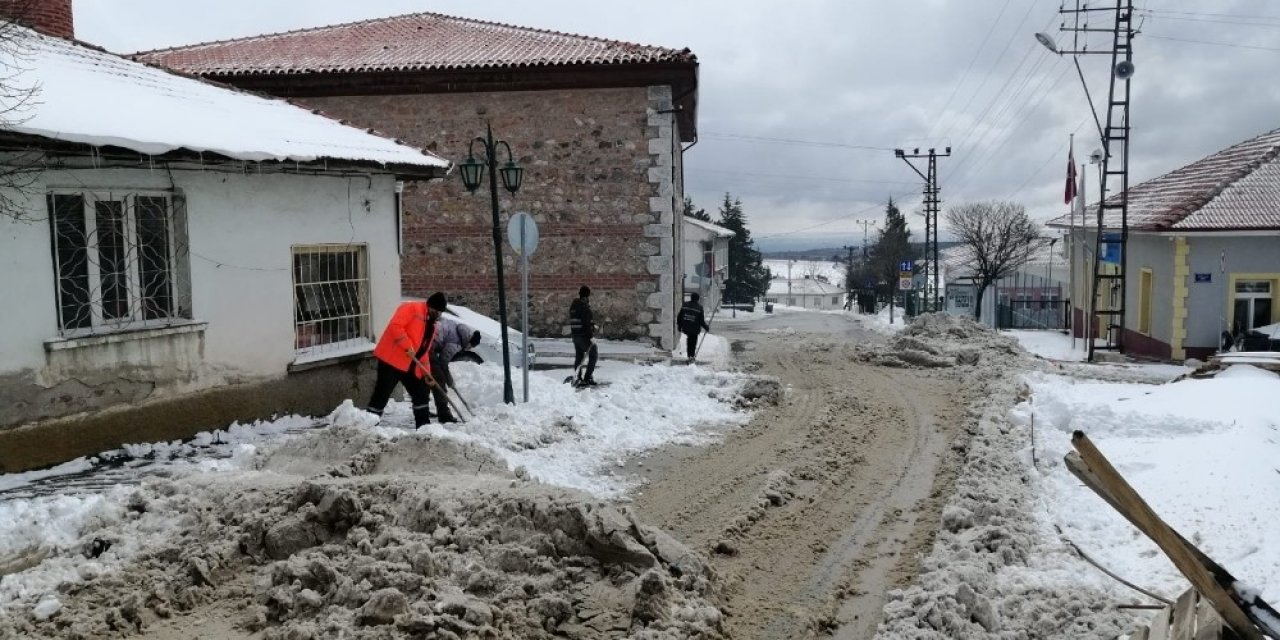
[292,244,372,358]
[47,191,191,336]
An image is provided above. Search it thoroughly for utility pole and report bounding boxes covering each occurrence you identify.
[1040,0,1136,361]
[844,245,856,310]
[894,147,950,314]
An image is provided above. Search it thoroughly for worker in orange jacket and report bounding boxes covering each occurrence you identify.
[366,292,448,426]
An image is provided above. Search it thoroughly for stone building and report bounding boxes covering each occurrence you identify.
[139,13,700,349]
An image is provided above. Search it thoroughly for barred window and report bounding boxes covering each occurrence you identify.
[292,244,372,358]
[47,191,190,335]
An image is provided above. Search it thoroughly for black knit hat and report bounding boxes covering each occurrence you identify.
[690,292,700,302]
[427,292,448,312]
[579,286,591,298]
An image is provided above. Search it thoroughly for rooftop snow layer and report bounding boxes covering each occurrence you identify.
[0,27,450,171]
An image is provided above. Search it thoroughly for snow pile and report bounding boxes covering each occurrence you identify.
[1006,330,1087,362]
[1020,363,1280,603]
[856,313,1026,369]
[2,427,728,639]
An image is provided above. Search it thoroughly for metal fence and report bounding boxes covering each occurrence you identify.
[997,301,1069,330]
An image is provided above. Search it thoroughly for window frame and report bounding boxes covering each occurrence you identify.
[47,189,185,338]
[1138,267,1153,335]
[291,243,374,362]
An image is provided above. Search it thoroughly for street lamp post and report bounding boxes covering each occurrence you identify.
[458,123,524,405]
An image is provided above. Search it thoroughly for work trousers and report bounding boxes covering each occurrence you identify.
[684,331,699,359]
[367,360,434,426]
[572,336,598,380]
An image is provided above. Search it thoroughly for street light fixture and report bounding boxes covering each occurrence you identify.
[460,123,523,404]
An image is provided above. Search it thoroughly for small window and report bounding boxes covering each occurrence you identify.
[47,191,189,335]
[832,296,840,305]
[292,245,372,357]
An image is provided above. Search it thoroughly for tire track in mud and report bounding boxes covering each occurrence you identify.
[628,315,964,640]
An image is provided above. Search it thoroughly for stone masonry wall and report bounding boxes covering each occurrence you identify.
[303,87,679,346]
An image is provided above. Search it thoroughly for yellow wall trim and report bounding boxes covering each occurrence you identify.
[1171,237,1189,360]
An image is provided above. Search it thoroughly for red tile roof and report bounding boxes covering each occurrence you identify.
[134,12,697,76]
[1049,127,1280,232]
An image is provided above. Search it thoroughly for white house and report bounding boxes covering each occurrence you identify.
[0,21,448,471]
[682,216,732,311]
[766,276,846,310]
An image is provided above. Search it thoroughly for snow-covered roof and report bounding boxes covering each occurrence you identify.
[0,27,450,174]
[1047,127,1280,232]
[683,216,734,238]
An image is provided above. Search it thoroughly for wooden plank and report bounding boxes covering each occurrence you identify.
[1171,588,1198,640]
[1148,601,1174,640]
[1194,595,1227,640]
[1070,432,1264,640]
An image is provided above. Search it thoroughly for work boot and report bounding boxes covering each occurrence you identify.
[438,411,458,424]
[412,404,432,427]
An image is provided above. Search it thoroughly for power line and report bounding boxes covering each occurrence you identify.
[936,0,1047,144]
[1137,11,1280,29]
[922,0,1016,144]
[687,168,917,185]
[700,132,894,151]
[1144,33,1280,53]
[757,192,916,239]
[1138,8,1280,23]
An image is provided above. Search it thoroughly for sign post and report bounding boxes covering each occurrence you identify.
[506,212,539,402]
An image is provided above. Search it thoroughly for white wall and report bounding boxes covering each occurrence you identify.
[0,163,401,402]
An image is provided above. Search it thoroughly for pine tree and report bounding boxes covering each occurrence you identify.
[717,193,770,304]
[870,198,916,308]
[682,196,711,222]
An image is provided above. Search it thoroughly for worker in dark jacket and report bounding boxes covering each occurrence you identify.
[568,286,598,385]
[429,310,481,422]
[677,292,711,361]
[367,294,442,426]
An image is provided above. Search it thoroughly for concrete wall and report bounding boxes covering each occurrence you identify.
[0,164,402,469]
[682,219,727,312]
[1184,234,1280,356]
[302,85,685,348]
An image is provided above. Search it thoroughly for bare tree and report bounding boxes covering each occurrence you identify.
[946,201,1042,321]
[1,3,44,221]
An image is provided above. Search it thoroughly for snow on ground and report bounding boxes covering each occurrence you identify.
[1017,363,1280,603]
[1006,329,1087,361]
[857,305,908,334]
[0,339,758,617]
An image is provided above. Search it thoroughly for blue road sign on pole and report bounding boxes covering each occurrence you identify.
[900,260,914,272]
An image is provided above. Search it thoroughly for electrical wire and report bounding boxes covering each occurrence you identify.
[699,132,893,151]
[756,191,917,239]
[922,0,1017,144]
[1143,33,1280,54]
[688,168,917,186]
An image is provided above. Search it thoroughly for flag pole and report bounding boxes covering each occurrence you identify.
[1069,134,1077,352]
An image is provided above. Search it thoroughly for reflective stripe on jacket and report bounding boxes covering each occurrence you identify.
[373,301,436,378]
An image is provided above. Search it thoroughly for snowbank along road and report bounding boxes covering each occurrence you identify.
[630,311,967,638]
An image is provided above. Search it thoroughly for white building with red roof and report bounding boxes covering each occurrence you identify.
[1049,127,1280,361]
[0,4,450,471]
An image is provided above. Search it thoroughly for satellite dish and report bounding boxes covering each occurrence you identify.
[1035,32,1059,54]
[1115,60,1135,79]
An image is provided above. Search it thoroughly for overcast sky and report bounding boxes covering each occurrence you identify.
[75,1,1280,250]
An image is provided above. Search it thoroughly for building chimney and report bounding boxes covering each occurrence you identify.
[0,0,74,39]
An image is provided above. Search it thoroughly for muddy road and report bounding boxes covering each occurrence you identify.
[629,312,967,639]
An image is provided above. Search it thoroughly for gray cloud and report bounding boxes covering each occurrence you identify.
[74,0,1280,249]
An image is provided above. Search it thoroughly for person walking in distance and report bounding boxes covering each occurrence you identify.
[677,292,711,362]
[366,294,443,427]
[568,286,598,386]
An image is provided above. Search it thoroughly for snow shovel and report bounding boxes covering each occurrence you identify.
[408,354,468,424]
